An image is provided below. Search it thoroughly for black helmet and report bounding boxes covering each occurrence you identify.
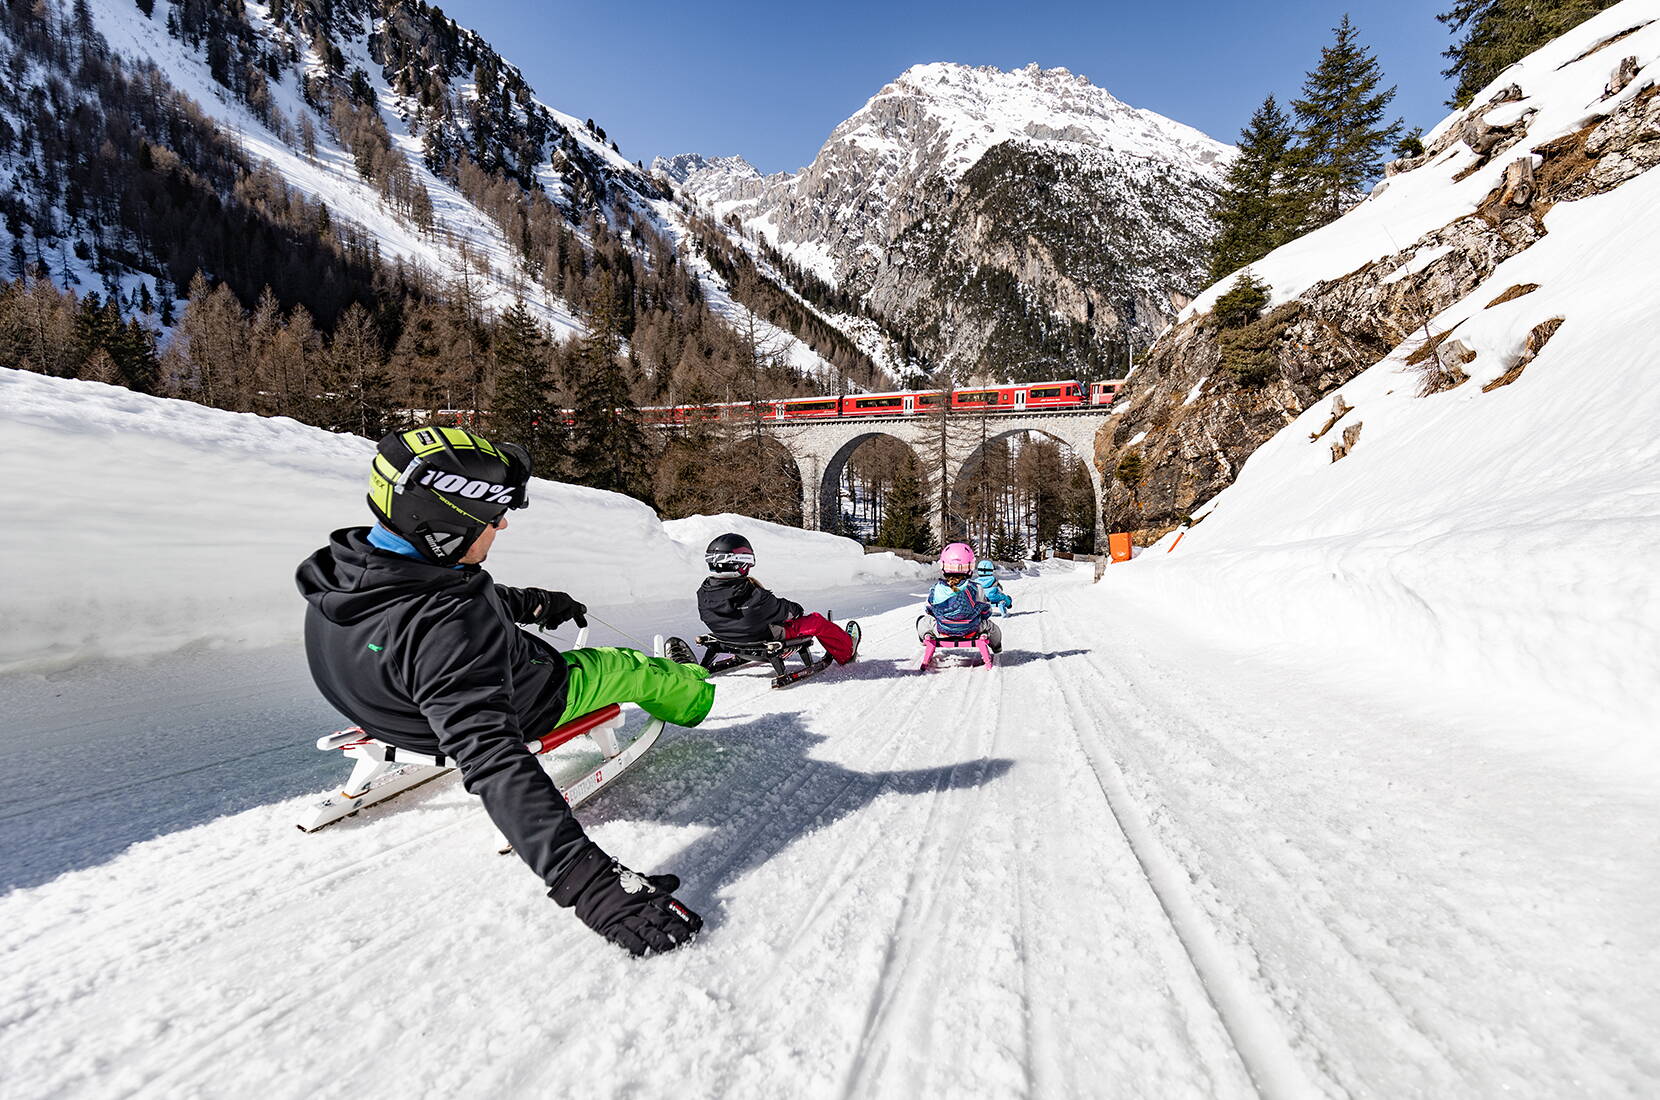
[705,532,755,575]
[368,426,531,565]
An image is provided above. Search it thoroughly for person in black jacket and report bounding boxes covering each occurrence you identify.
[297,426,712,956]
[696,532,857,664]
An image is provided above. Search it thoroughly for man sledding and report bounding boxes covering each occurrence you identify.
[296,426,711,956]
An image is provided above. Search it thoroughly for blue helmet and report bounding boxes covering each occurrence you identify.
[975,559,995,574]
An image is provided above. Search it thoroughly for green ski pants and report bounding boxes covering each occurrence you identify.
[557,646,715,729]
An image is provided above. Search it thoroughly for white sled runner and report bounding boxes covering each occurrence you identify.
[295,631,668,832]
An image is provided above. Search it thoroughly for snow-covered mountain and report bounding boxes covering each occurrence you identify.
[663,63,1233,379]
[653,152,767,197]
[0,0,888,385]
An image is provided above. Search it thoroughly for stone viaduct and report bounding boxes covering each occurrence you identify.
[735,409,1113,547]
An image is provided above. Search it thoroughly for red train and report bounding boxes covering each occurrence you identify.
[641,379,1125,426]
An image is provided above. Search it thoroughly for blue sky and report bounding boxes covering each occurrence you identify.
[439,0,1456,173]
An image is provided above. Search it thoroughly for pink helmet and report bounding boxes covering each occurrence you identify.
[938,542,975,575]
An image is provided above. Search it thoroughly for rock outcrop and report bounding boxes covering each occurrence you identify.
[1097,65,1660,541]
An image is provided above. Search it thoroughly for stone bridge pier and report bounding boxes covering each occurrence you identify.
[778,411,1111,550]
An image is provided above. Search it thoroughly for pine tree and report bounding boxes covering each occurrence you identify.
[328,303,392,438]
[1439,1,1618,107]
[875,463,932,553]
[1291,16,1402,227]
[992,524,1025,563]
[489,300,562,476]
[1212,271,1271,329]
[1208,96,1299,281]
[566,274,652,501]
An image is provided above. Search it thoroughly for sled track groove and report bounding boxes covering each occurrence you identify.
[837,664,1011,1099]
[747,679,944,985]
[1034,586,1321,1100]
[684,634,940,934]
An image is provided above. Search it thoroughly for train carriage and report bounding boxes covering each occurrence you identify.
[843,391,915,417]
[1023,381,1086,408]
[630,376,1117,426]
[1089,379,1127,406]
[777,397,844,419]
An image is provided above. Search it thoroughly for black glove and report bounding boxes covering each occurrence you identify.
[520,587,587,631]
[549,842,702,956]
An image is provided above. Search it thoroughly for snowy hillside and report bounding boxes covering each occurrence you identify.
[1102,2,1660,735]
[0,368,924,674]
[0,0,861,383]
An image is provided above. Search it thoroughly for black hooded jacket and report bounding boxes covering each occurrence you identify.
[696,575,805,642]
[296,527,586,887]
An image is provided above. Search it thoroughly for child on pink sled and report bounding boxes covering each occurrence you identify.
[916,542,1003,669]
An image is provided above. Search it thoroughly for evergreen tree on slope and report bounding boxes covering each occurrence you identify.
[490,300,563,477]
[1438,0,1620,108]
[1208,94,1299,281]
[566,273,652,502]
[1291,15,1402,228]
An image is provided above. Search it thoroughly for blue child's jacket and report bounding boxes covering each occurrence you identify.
[926,580,990,636]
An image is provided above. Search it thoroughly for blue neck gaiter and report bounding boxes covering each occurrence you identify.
[368,524,423,559]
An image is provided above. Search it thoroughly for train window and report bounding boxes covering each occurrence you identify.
[957,391,997,405]
[788,400,838,412]
[916,394,941,406]
[854,397,902,408]
[1031,387,1061,398]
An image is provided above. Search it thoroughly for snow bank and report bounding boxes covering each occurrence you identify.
[0,370,925,673]
[1104,137,1660,743]
[662,513,925,591]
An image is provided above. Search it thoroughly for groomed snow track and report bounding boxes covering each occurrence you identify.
[2,566,1656,1098]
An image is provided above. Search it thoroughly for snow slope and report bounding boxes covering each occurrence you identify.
[1113,1,1660,740]
[0,368,923,673]
[2,372,1656,1097]
[3,569,1655,1097]
[6,0,852,382]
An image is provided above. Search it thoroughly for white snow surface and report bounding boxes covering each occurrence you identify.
[1127,1,1660,744]
[4,363,1658,1094]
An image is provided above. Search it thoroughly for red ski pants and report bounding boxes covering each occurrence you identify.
[783,613,856,664]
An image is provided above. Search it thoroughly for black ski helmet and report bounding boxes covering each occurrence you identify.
[705,532,756,576]
[368,426,532,566]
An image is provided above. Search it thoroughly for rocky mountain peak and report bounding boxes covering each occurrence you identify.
[667,62,1232,380]
[652,153,761,185]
